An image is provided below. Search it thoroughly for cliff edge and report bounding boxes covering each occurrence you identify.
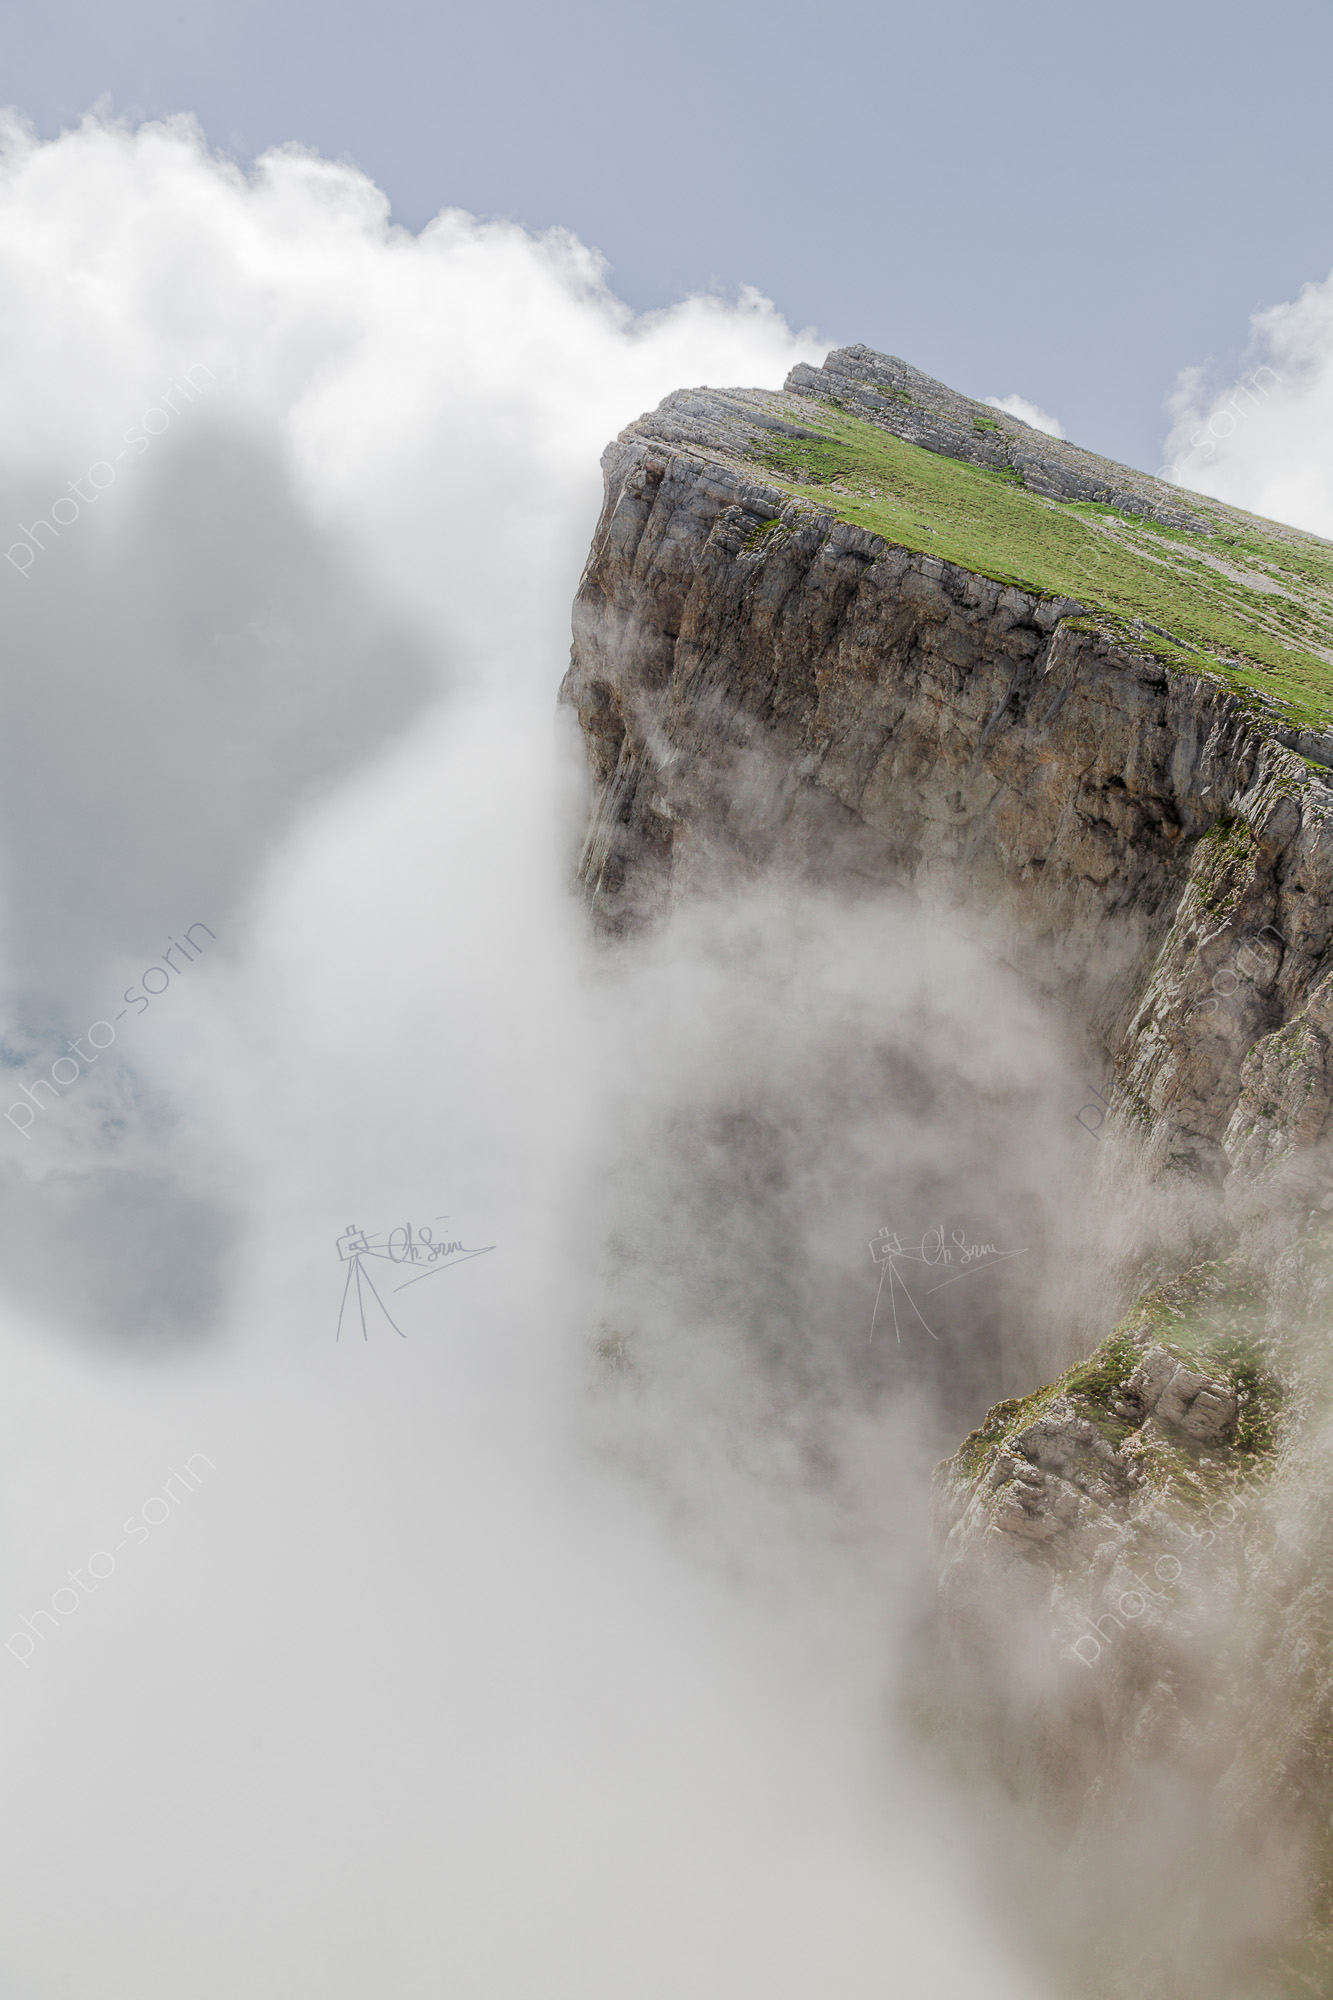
[563,347,1333,1985]
[563,345,1333,1198]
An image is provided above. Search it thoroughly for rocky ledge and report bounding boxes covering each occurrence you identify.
[935,1261,1278,1645]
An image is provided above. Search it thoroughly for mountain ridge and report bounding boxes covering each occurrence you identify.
[614,346,1333,745]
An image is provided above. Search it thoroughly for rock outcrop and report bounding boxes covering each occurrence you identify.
[563,348,1333,1191]
[785,343,1211,528]
[934,1262,1272,1631]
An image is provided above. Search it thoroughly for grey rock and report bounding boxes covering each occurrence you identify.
[564,403,1333,1195]
[1125,1345,1238,1440]
[784,344,1213,532]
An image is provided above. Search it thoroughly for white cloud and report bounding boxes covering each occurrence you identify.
[984,391,1064,437]
[1159,275,1333,536]
[0,114,1050,2000]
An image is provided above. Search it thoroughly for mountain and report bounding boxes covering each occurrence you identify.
[564,344,1333,1191]
[563,346,1333,1992]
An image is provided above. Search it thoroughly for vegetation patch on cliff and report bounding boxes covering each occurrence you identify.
[947,1259,1281,1507]
[751,407,1333,732]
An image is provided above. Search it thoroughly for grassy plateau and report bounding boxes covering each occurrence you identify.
[748,406,1333,734]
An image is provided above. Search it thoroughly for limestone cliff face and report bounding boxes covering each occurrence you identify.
[563,359,1333,1194]
[564,354,1333,1977]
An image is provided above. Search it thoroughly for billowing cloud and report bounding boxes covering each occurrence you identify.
[984,391,1064,437]
[0,114,1050,2000]
[0,109,821,1340]
[1159,269,1333,535]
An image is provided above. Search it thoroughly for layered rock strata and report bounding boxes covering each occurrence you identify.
[785,343,1211,528]
[564,354,1333,1975]
[564,355,1333,1192]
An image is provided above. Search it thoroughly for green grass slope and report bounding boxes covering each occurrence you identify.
[749,406,1333,734]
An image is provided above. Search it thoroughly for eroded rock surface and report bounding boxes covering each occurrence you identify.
[932,1264,1282,1791]
[564,353,1333,1191]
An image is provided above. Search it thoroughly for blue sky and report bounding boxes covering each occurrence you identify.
[4,0,1331,473]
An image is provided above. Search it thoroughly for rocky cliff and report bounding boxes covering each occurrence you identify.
[564,346,1333,1194]
[563,347,1333,1990]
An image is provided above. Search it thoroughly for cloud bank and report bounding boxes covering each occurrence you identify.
[1160,266,1333,536]
[0,113,1054,2000]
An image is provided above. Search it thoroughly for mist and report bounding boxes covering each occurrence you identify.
[0,112,1088,1999]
